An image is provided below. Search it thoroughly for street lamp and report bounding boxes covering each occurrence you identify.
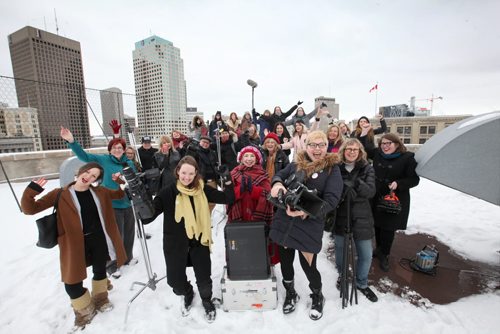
[247,79,258,111]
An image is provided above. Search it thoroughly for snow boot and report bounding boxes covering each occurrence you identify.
[309,287,325,321]
[71,290,96,330]
[92,278,113,312]
[202,298,216,323]
[181,284,195,317]
[282,280,300,314]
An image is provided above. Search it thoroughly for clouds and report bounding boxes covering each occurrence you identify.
[1,0,499,133]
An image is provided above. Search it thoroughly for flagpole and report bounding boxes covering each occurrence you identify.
[374,82,378,115]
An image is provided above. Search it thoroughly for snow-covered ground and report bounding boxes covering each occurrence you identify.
[0,178,499,334]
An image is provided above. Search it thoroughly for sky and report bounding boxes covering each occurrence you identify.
[1,0,500,134]
[1,178,499,333]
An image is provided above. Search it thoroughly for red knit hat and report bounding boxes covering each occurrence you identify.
[263,132,280,144]
[107,138,126,152]
[237,146,262,164]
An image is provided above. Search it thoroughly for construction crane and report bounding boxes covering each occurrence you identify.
[410,95,443,115]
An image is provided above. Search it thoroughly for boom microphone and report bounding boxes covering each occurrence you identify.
[247,79,258,88]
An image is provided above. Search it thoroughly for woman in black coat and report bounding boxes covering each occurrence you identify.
[144,156,234,322]
[366,133,420,272]
[153,135,181,191]
[269,130,343,321]
[333,138,378,302]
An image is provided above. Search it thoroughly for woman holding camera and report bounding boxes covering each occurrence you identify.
[269,130,343,320]
[333,138,378,302]
[144,156,234,322]
[21,162,127,329]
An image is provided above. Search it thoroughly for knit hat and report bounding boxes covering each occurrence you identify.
[358,116,370,124]
[107,138,126,152]
[263,132,280,144]
[200,135,212,142]
[237,146,262,164]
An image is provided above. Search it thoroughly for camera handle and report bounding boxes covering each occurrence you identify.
[124,199,166,324]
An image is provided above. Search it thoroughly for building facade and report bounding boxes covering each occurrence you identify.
[315,96,340,120]
[8,26,90,150]
[100,87,125,138]
[0,105,43,153]
[132,35,188,139]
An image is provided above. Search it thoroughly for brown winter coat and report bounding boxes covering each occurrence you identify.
[21,182,127,284]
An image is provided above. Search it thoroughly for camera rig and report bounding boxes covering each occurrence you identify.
[267,171,327,219]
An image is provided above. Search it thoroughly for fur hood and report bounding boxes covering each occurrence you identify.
[296,151,340,178]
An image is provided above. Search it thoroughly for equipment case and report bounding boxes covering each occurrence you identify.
[224,221,270,280]
[221,266,278,312]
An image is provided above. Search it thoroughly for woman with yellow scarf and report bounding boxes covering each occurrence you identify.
[143,156,234,323]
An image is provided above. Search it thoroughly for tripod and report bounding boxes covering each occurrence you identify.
[339,188,358,308]
[124,199,166,323]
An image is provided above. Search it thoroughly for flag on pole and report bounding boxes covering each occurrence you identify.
[369,84,378,93]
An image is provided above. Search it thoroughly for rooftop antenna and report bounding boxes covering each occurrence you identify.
[54,8,59,35]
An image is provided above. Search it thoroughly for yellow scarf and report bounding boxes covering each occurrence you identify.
[175,180,212,249]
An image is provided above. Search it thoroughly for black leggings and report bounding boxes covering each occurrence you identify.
[64,233,109,299]
[279,246,321,290]
[375,226,396,256]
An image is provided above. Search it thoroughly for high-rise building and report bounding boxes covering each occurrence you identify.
[133,35,187,139]
[100,87,125,138]
[0,105,42,153]
[8,26,90,150]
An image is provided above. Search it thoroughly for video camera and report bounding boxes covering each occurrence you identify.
[267,172,327,219]
[122,167,160,220]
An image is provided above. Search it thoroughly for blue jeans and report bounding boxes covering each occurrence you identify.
[334,235,373,289]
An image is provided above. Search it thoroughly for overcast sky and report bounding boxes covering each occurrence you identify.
[1,0,499,133]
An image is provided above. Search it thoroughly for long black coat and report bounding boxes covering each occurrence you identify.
[371,150,419,231]
[334,161,376,240]
[153,150,181,190]
[145,183,235,290]
[269,154,343,254]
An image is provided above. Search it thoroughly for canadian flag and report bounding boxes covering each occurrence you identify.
[369,84,378,93]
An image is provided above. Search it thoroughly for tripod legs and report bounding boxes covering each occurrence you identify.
[339,232,358,308]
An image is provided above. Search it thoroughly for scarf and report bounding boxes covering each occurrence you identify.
[175,180,212,249]
[380,151,402,160]
[266,153,276,181]
[229,164,274,224]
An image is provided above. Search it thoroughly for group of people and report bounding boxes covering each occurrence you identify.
[21,102,419,329]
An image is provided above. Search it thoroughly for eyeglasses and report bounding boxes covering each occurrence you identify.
[380,141,393,146]
[307,143,327,149]
[345,148,359,153]
[111,146,124,151]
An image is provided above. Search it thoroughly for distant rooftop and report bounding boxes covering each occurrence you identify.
[134,35,172,49]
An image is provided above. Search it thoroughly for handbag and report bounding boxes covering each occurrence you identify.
[35,189,63,249]
[377,190,402,215]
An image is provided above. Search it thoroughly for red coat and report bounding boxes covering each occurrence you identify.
[21,182,127,284]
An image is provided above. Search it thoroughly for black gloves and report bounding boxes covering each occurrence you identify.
[252,108,260,117]
[215,165,230,183]
[297,100,303,105]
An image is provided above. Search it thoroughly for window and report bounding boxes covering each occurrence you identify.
[397,126,403,134]
[419,138,427,144]
[403,138,411,144]
[429,126,436,134]
[420,126,427,134]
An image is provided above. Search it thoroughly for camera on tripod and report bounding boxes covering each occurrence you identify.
[122,167,159,220]
[267,172,327,219]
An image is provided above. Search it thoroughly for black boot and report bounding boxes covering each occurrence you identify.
[202,298,216,323]
[309,287,325,321]
[181,284,195,317]
[379,255,390,272]
[282,280,300,314]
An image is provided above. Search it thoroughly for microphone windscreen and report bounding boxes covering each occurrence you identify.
[247,79,258,88]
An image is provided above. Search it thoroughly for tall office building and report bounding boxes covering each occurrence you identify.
[133,35,187,139]
[8,26,90,150]
[100,87,125,138]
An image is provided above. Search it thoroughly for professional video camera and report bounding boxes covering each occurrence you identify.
[267,172,327,219]
[122,166,159,220]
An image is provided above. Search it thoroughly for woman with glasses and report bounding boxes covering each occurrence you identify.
[61,126,138,278]
[366,133,419,272]
[269,130,343,320]
[334,138,378,302]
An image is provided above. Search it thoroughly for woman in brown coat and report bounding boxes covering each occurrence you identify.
[21,162,127,330]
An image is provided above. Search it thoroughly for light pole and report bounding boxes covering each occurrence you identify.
[247,79,258,111]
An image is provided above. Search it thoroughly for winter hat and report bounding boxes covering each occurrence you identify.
[107,138,126,152]
[200,135,212,142]
[237,146,262,164]
[263,132,280,145]
[141,136,152,143]
[358,116,370,124]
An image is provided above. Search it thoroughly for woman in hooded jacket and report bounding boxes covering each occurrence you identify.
[189,115,208,140]
[269,130,343,321]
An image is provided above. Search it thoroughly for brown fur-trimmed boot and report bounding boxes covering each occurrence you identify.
[71,290,96,329]
[92,278,114,312]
